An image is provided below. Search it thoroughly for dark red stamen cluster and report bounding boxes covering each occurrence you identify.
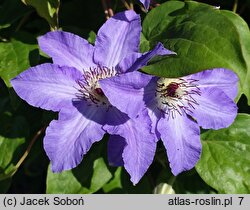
[95,88,105,96]
[165,82,180,97]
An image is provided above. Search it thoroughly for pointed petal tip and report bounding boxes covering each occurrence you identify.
[51,165,61,173]
[139,0,150,10]
[158,114,202,178]
[170,153,201,176]
[170,159,199,177]
[131,177,140,186]
[116,42,176,73]
[155,42,177,56]
[50,159,65,173]
[105,109,156,186]
[171,170,179,177]
[44,105,106,174]
[171,168,185,177]
[10,77,16,87]
[50,162,75,174]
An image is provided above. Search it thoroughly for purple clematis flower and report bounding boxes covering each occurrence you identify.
[139,0,151,10]
[99,68,238,176]
[11,10,175,184]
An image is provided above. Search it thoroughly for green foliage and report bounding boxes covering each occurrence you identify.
[196,114,250,193]
[219,10,250,104]
[21,0,60,30]
[0,0,249,194]
[102,167,123,193]
[0,113,29,192]
[142,1,250,103]
[0,32,39,87]
[46,142,112,193]
[102,167,152,194]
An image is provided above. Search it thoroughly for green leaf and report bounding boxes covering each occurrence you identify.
[0,114,29,192]
[196,114,250,193]
[46,142,112,193]
[102,167,123,193]
[103,166,152,194]
[142,1,250,103]
[0,32,38,87]
[0,24,11,30]
[140,33,150,53]
[87,31,96,45]
[21,0,60,30]
[219,10,250,104]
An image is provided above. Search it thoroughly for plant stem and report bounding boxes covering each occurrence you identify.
[15,12,31,32]
[107,0,114,17]
[121,0,131,10]
[102,0,114,19]
[168,175,176,187]
[233,0,238,13]
[15,126,46,171]
[151,0,160,8]
[0,126,46,181]
[129,2,134,10]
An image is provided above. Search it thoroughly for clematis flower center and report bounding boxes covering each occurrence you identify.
[95,87,105,96]
[155,78,201,118]
[165,82,181,97]
[76,66,117,107]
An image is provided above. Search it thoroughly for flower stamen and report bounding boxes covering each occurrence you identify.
[156,78,201,118]
[75,65,117,107]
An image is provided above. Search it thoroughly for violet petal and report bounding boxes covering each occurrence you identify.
[11,63,82,112]
[38,31,95,71]
[139,0,151,10]
[157,113,201,176]
[103,109,156,185]
[117,42,176,73]
[44,102,106,172]
[99,71,153,118]
[190,87,238,129]
[184,68,238,100]
[108,135,126,166]
[94,10,141,67]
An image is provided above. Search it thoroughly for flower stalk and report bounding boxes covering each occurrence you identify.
[101,0,114,19]
[0,126,46,181]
